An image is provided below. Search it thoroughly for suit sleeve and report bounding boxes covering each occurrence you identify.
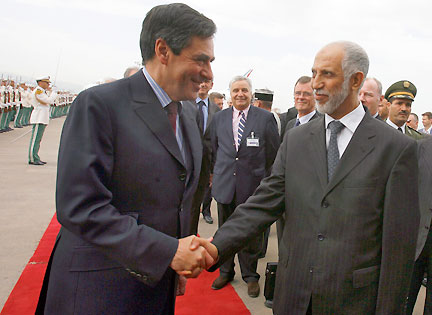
[210,131,287,267]
[56,89,178,286]
[376,139,420,313]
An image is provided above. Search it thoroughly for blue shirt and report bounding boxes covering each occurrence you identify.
[142,67,185,161]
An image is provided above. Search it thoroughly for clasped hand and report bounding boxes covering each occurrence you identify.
[170,235,218,278]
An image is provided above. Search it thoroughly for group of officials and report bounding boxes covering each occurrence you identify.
[33,3,432,315]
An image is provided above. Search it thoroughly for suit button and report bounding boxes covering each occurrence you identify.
[233,172,236,176]
[318,234,325,241]
[179,173,186,181]
[309,268,313,273]
[235,158,239,161]
[426,226,430,230]
[322,200,329,208]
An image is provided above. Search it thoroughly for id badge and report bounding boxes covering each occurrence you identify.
[247,132,259,147]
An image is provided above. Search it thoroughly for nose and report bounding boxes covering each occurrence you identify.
[201,61,213,82]
[311,75,323,90]
[359,93,365,102]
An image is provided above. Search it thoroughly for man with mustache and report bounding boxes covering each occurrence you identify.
[201,41,419,314]
[385,80,426,140]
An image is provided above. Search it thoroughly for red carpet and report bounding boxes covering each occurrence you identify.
[1,215,250,315]
[1,215,60,315]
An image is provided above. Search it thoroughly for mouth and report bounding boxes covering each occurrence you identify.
[314,89,329,103]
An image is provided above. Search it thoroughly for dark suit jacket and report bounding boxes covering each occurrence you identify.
[285,110,322,131]
[184,99,220,234]
[415,137,432,259]
[37,71,202,314]
[211,112,419,314]
[279,106,298,142]
[211,105,279,205]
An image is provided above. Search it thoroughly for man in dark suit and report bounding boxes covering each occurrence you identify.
[279,106,298,141]
[285,76,321,130]
[200,41,419,314]
[210,75,279,297]
[406,137,432,314]
[359,77,384,120]
[185,79,221,233]
[36,4,216,314]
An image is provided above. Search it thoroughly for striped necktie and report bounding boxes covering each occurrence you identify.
[238,111,246,147]
[295,118,301,127]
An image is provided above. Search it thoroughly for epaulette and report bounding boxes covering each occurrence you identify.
[35,88,44,95]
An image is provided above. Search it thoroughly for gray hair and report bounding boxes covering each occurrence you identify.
[124,66,140,78]
[336,41,369,87]
[365,77,383,95]
[229,75,252,91]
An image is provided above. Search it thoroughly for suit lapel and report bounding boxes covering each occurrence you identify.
[130,72,185,167]
[308,117,328,191]
[324,114,376,196]
[224,108,236,153]
[180,107,202,185]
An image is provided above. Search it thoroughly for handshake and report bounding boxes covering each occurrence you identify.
[170,235,219,278]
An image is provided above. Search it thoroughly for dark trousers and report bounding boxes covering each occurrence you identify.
[201,184,212,217]
[406,230,432,314]
[217,200,261,283]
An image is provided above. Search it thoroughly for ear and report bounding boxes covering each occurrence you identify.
[379,94,384,102]
[154,38,170,65]
[351,72,364,90]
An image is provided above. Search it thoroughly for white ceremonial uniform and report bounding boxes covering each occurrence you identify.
[30,86,57,125]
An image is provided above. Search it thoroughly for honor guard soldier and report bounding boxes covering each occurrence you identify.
[385,80,427,140]
[28,76,57,165]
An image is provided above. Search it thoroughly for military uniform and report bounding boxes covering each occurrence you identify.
[385,80,428,140]
[28,76,57,165]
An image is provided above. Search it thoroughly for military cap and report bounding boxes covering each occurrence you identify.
[385,80,416,102]
[255,89,274,102]
[36,76,51,83]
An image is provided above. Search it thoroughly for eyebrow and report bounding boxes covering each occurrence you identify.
[195,53,215,63]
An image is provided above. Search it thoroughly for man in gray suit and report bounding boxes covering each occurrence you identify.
[37,4,216,314]
[406,137,432,314]
[210,75,279,297]
[200,41,420,314]
[185,79,221,232]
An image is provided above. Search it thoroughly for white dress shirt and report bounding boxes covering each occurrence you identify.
[325,105,365,158]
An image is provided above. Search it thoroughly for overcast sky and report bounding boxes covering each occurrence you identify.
[2,0,431,123]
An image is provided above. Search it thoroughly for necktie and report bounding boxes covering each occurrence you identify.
[397,127,403,133]
[166,101,178,134]
[197,100,205,134]
[238,111,246,147]
[327,120,344,181]
[294,118,301,127]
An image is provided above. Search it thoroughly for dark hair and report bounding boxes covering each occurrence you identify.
[140,3,216,65]
[423,112,432,119]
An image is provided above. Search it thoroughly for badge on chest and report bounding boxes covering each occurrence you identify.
[247,132,259,147]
